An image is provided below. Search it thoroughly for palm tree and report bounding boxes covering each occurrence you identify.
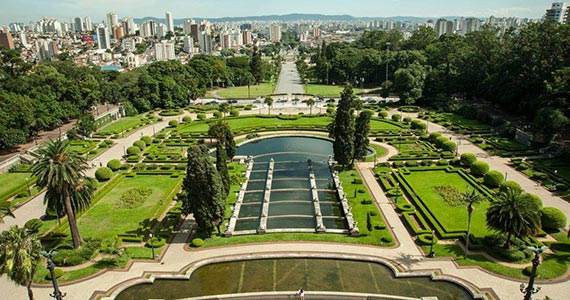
[486,186,541,248]
[264,96,273,115]
[0,204,15,223]
[31,139,92,249]
[218,102,231,118]
[461,188,483,258]
[0,226,43,300]
[306,98,315,115]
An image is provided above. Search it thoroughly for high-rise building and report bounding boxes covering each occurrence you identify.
[190,24,199,40]
[85,17,93,31]
[106,12,119,35]
[183,19,194,35]
[464,17,481,34]
[156,24,167,38]
[435,18,448,37]
[221,32,232,49]
[74,17,84,32]
[165,12,174,33]
[35,39,57,61]
[122,38,136,51]
[125,17,137,35]
[242,30,252,45]
[97,26,111,49]
[545,2,568,23]
[19,32,28,48]
[269,24,281,43]
[183,35,194,53]
[198,31,212,53]
[113,26,125,39]
[0,29,15,49]
[240,23,252,31]
[154,40,175,61]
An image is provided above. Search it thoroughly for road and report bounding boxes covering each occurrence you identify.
[274,59,305,95]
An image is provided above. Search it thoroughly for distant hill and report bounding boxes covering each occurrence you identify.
[134,13,470,25]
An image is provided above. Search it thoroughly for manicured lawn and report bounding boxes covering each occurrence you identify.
[306,84,363,97]
[404,170,492,238]
[176,116,333,133]
[433,112,490,130]
[364,144,388,162]
[98,115,148,134]
[216,83,276,99]
[0,172,34,206]
[370,119,401,130]
[77,175,181,240]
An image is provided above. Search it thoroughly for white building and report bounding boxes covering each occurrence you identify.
[198,31,212,53]
[183,35,194,53]
[545,2,569,23]
[36,39,57,61]
[97,25,111,50]
[85,16,93,31]
[122,38,136,51]
[154,40,176,61]
[165,12,174,33]
[183,19,194,35]
[269,24,281,43]
[106,12,119,29]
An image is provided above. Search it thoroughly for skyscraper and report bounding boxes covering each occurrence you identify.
[183,35,194,53]
[107,12,119,28]
[198,31,212,53]
[74,17,84,32]
[183,19,194,35]
[545,2,568,23]
[165,12,174,33]
[97,25,111,50]
[85,16,93,31]
[0,29,15,49]
[269,24,281,43]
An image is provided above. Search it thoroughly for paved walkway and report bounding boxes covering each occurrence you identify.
[274,61,305,95]
[3,107,570,300]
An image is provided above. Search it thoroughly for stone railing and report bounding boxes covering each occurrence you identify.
[224,157,255,237]
[328,156,359,236]
[258,158,274,234]
[308,159,326,232]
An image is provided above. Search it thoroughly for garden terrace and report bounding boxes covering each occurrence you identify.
[513,157,570,199]
[387,140,455,162]
[390,167,496,240]
[469,136,538,157]
[143,144,188,163]
[0,171,39,208]
[92,113,159,139]
[211,82,276,99]
[418,112,491,135]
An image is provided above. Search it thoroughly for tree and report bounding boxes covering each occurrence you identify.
[531,107,568,143]
[264,96,273,115]
[216,143,230,197]
[393,63,427,104]
[331,86,356,168]
[306,98,315,115]
[0,226,43,300]
[486,187,541,248]
[353,110,371,163]
[31,139,92,249]
[208,121,236,159]
[460,188,483,258]
[218,102,231,118]
[225,129,236,159]
[0,204,14,223]
[76,112,96,136]
[183,144,226,236]
[250,46,263,84]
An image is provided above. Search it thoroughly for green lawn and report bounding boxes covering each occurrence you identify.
[98,115,148,134]
[404,170,492,238]
[77,175,181,240]
[370,119,402,131]
[364,144,388,162]
[0,172,34,206]
[215,83,276,99]
[177,116,333,133]
[306,84,363,97]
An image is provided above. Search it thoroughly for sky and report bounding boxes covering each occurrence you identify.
[0,0,554,25]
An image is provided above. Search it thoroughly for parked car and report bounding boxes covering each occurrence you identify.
[205,100,218,105]
[326,98,336,103]
[228,99,238,104]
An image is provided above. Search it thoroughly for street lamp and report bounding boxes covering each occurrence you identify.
[520,246,548,300]
[427,230,436,257]
[385,42,391,88]
[149,233,155,260]
[40,250,65,300]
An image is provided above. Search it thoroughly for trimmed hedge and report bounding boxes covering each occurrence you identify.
[483,170,504,187]
[45,268,64,280]
[95,167,114,181]
[391,114,401,122]
[141,136,153,146]
[541,207,567,229]
[168,120,179,127]
[499,181,522,193]
[417,233,438,245]
[182,116,192,123]
[470,161,489,177]
[107,159,122,171]
[145,237,166,248]
[191,238,204,247]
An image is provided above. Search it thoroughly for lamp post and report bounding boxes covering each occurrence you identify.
[40,250,65,300]
[385,42,391,87]
[520,246,548,300]
[427,229,436,257]
[25,177,31,197]
[149,233,155,260]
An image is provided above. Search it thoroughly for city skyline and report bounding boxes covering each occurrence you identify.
[1,0,554,25]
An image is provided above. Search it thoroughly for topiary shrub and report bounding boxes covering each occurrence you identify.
[230,109,239,117]
[378,110,388,118]
[532,172,549,181]
[437,159,449,166]
[499,181,522,193]
[169,119,179,127]
[484,170,504,187]
[541,207,567,230]
[442,141,457,152]
[470,161,490,177]
[391,114,401,122]
[435,136,449,148]
[429,132,442,143]
[396,202,414,212]
[145,237,166,248]
[213,111,222,118]
[182,116,192,123]
[191,238,204,247]
[45,268,64,280]
[133,140,146,150]
[417,233,438,246]
[141,136,153,146]
[411,120,427,130]
[127,146,141,155]
[95,167,114,181]
[556,183,569,191]
[107,159,122,171]
[403,116,412,124]
[197,113,206,121]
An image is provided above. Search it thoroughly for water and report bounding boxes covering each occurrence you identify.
[115,258,473,300]
[269,202,314,216]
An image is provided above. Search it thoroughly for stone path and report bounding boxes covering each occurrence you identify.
[274,62,305,95]
[3,107,570,300]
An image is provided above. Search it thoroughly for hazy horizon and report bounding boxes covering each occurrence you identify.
[1,0,552,25]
